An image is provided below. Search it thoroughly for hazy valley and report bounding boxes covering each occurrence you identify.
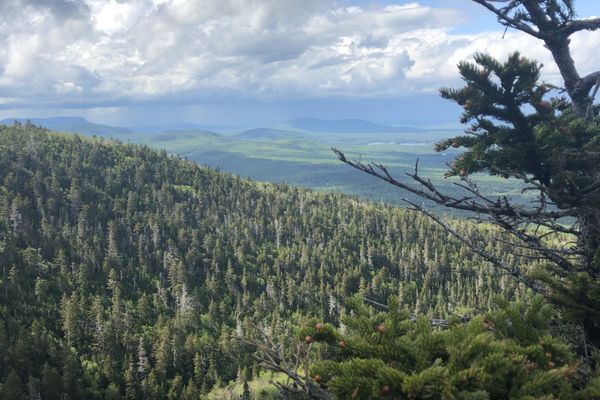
[3,116,527,211]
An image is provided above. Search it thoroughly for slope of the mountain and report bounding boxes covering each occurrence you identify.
[0,124,524,398]
[1,116,134,137]
[286,117,423,133]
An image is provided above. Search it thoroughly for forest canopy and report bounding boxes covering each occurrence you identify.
[0,124,533,399]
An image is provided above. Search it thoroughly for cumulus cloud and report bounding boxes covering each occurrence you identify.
[0,0,597,109]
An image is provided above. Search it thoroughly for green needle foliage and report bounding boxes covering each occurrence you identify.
[300,296,600,399]
[437,52,600,210]
[436,51,600,347]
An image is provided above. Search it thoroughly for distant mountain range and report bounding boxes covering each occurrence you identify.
[149,129,221,142]
[285,118,424,133]
[1,117,134,137]
[235,128,306,140]
[129,123,238,134]
[1,116,433,138]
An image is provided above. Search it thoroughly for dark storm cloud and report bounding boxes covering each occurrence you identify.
[1,0,89,20]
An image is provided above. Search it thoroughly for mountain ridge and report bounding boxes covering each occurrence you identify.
[285,117,425,133]
[1,116,134,137]
[1,115,434,137]
[235,127,307,140]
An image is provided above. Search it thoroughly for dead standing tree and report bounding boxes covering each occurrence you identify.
[335,0,600,354]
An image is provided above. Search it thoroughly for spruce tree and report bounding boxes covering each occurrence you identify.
[296,296,599,399]
[1,370,26,400]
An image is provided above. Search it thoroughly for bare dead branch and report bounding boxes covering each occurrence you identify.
[470,0,544,38]
[562,17,600,35]
[489,216,576,272]
[403,198,551,298]
[574,71,600,101]
[247,330,332,400]
[334,148,574,221]
[363,298,471,328]
[335,147,584,277]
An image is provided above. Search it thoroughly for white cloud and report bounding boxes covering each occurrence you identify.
[0,0,597,109]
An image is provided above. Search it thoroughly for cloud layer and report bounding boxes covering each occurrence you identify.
[0,0,598,110]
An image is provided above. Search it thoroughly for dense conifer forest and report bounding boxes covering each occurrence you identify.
[0,124,537,398]
[0,0,598,398]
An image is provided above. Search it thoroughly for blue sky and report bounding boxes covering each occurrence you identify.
[0,0,597,128]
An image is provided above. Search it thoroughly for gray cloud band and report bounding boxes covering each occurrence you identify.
[0,0,595,110]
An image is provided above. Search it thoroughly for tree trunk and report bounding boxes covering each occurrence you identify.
[576,209,600,351]
[543,37,591,118]
[578,209,600,278]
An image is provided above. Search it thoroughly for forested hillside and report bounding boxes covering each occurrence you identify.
[0,124,529,398]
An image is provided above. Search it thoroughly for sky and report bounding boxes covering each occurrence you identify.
[0,0,597,128]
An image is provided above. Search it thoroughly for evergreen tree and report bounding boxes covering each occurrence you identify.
[41,363,62,400]
[335,0,600,351]
[288,296,599,399]
[1,369,26,400]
